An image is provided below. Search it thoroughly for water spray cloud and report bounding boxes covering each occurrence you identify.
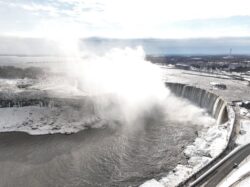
[44,37,215,128]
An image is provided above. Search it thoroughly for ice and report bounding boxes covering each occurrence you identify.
[184,123,228,158]
[140,179,164,187]
[236,119,250,145]
[0,106,101,135]
[141,120,229,187]
[159,165,193,187]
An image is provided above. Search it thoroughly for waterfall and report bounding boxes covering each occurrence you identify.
[165,82,228,124]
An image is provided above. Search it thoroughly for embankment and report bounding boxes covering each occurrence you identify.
[165,82,236,186]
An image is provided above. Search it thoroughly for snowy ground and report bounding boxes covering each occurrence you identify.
[140,116,231,187]
[0,76,102,135]
[218,155,250,187]
[159,123,228,186]
[147,67,250,187]
[0,106,103,135]
[161,67,250,102]
[0,66,246,186]
[235,104,250,145]
[141,67,240,187]
[0,76,87,98]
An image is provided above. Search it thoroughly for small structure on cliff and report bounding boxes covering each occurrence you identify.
[210,82,227,90]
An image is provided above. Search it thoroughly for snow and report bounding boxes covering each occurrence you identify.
[0,106,102,135]
[0,69,239,186]
[240,108,249,116]
[0,76,89,99]
[218,155,250,187]
[216,105,250,186]
[236,120,250,145]
[158,165,193,187]
[159,123,228,186]
[236,108,250,145]
[140,179,164,187]
[140,119,230,187]
[30,76,88,97]
[0,79,21,92]
[234,177,250,187]
[184,123,228,158]
[140,105,235,187]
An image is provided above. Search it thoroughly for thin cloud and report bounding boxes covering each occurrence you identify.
[0,0,250,38]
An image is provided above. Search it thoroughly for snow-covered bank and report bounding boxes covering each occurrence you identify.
[158,117,230,187]
[141,85,235,187]
[0,106,102,135]
[235,102,250,145]
[140,117,232,187]
[217,102,250,186]
[237,119,250,145]
[218,155,250,187]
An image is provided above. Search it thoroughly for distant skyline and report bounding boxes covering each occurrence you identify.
[0,0,250,39]
[1,37,250,55]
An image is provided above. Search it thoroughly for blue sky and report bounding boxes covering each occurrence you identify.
[0,0,250,38]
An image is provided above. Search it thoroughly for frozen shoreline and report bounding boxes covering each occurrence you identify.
[141,84,235,187]
[140,118,230,187]
[0,106,103,135]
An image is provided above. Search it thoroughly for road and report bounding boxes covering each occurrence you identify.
[189,143,250,187]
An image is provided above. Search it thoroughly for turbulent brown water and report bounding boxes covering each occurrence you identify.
[0,107,198,187]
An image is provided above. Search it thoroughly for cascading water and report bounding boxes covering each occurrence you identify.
[166,82,228,124]
[0,48,219,187]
